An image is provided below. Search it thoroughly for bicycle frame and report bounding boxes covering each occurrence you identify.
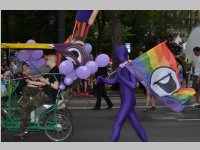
[1,43,72,133]
[2,79,63,131]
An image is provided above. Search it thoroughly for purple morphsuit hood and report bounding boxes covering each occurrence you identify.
[114,45,129,64]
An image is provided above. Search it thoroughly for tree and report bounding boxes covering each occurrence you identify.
[1,10,58,43]
[109,10,122,56]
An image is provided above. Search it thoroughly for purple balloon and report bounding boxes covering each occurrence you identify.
[28,58,45,68]
[84,43,92,53]
[59,83,66,90]
[66,71,78,81]
[95,54,110,67]
[30,50,43,60]
[86,61,98,74]
[37,58,45,67]
[28,60,37,68]
[17,50,30,61]
[26,39,36,43]
[59,60,74,75]
[75,66,90,79]
[64,76,73,85]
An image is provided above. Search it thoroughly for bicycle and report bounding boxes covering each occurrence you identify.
[1,77,73,142]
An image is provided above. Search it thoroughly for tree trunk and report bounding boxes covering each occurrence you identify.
[109,10,122,66]
[97,11,106,54]
[57,10,65,43]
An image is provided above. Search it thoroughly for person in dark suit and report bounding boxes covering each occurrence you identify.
[92,67,113,110]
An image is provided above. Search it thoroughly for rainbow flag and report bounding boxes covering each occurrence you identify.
[126,42,195,112]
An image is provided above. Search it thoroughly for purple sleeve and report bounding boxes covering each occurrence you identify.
[75,10,93,23]
[102,74,118,85]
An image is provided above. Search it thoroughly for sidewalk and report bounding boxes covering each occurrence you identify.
[66,82,196,109]
[66,90,168,109]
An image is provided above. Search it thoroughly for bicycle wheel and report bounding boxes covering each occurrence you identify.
[44,111,73,142]
[60,107,73,121]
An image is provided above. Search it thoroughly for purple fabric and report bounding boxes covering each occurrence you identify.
[75,10,93,23]
[97,45,148,142]
[126,58,151,88]
[54,43,72,52]
[55,43,90,66]
[114,45,129,64]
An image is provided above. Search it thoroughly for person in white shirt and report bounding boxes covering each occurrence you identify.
[192,47,200,108]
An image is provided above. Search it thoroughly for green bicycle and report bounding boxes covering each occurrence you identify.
[1,78,73,142]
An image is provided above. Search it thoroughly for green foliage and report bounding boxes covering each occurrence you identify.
[2,10,58,43]
[2,10,197,58]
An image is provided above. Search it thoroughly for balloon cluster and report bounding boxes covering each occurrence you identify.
[16,39,45,68]
[59,43,110,89]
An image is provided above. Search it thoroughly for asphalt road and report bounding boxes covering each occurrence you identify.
[1,107,200,142]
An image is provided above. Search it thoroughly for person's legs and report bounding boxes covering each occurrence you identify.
[17,90,49,137]
[128,109,149,142]
[150,96,156,110]
[146,93,151,107]
[195,92,200,103]
[94,90,102,109]
[19,103,35,133]
[111,99,133,141]
[101,89,113,108]
[18,86,39,117]
[144,92,151,112]
[192,76,200,106]
[84,80,88,95]
[196,81,200,103]
[90,78,94,94]
[77,80,81,95]
[18,99,33,133]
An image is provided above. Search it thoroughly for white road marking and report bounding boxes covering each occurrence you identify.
[67,106,168,110]
[177,118,200,121]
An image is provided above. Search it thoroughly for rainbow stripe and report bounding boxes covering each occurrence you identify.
[139,42,178,76]
[126,42,195,112]
[172,88,195,102]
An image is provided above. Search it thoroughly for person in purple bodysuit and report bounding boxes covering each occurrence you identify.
[97,45,148,142]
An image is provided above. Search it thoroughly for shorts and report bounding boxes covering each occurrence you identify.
[192,76,200,93]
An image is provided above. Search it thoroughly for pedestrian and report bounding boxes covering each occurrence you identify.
[177,60,184,85]
[88,74,95,95]
[181,53,190,87]
[92,67,113,110]
[82,79,89,96]
[192,47,200,108]
[72,79,81,96]
[143,91,156,112]
[96,45,148,141]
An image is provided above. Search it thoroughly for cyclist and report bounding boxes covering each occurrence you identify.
[15,54,61,139]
